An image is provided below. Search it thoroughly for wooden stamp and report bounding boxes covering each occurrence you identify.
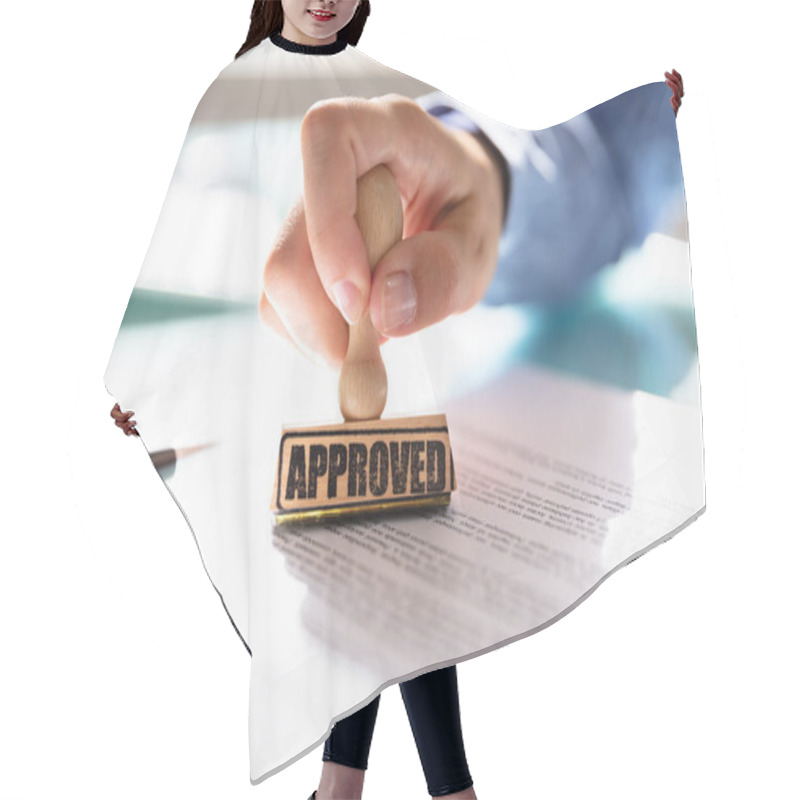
[271,165,456,524]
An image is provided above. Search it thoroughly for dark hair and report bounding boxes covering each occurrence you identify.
[235,1,371,59]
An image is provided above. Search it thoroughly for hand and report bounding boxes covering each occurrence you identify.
[259,94,505,366]
[110,402,139,436]
[665,69,684,116]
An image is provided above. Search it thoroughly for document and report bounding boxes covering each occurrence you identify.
[247,362,704,778]
[108,309,704,780]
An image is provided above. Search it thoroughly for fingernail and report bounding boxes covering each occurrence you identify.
[381,272,417,332]
[331,280,363,325]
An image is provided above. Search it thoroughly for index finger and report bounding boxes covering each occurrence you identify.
[299,96,412,325]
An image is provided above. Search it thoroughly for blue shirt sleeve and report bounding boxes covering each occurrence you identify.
[417,82,684,305]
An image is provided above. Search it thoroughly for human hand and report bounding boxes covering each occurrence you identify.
[110,402,139,436]
[665,69,684,116]
[259,94,505,366]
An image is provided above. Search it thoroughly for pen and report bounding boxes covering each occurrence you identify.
[149,443,215,479]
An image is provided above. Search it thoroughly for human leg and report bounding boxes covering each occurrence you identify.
[399,665,475,798]
[316,693,381,800]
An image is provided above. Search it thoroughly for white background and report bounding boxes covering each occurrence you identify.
[1,1,797,798]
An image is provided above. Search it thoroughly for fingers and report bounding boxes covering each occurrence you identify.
[115,414,136,433]
[300,100,375,325]
[665,69,684,116]
[369,231,460,336]
[262,198,350,366]
[369,198,495,337]
[366,126,502,338]
[664,69,683,86]
[299,95,429,326]
[111,403,139,435]
[264,95,501,362]
[665,71,683,94]
[111,403,132,423]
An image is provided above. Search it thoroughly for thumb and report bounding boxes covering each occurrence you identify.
[369,228,479,337]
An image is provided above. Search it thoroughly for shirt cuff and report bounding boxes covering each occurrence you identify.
[424,104,511,230]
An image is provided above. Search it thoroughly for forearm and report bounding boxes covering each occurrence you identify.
[418,83,683,306]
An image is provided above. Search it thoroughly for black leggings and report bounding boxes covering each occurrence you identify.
[323,664,473,797]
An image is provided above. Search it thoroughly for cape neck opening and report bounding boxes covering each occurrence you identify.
[269,32,348,55]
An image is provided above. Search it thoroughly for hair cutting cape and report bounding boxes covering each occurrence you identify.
[103,33,705,784]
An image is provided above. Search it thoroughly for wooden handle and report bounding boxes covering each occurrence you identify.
[338,165,403,422]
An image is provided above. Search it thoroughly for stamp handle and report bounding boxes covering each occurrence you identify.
[339,165,403,421]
